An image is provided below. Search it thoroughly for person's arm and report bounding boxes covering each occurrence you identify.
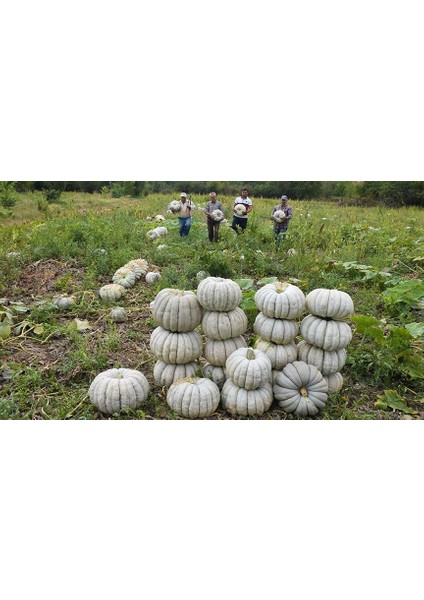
[286,207,293,220]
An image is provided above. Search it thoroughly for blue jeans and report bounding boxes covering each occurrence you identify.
[231,215,248,234]
[179,216,192,237]
[274,228,288,249]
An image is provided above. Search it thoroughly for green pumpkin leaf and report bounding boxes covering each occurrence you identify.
[235,278,255,291]
[33,324,45,335]
[73,318,91,331]
[0,323,12,339]
[352,315,385,343]
[257,276,279,286]
[375,390,417,414]
[405,322,424,337]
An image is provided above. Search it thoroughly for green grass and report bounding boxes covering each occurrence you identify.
[0,191,423,420]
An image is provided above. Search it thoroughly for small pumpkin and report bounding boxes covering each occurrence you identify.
[123,262,144,280]
[126,258,149,276]
[273,361,328,417]
[254,339,298,370]
[154,215,166,222]
[253,312,299,344]
[145,272,162,285]
[300,314,353,351]
[211,209,224,221]
[152,288,202,332]
[305,288,354,320]
[201,307,247,340]
[323,372,344,393]
[153,360,198,387]
[89,368,150,415]
[203,336,248,367]
[202,363,227,388]
[221,379,273,416]
[99,284,126,302]
[197,277,242,311]
[297,340,347,375]
[225,347,272,390]
[166,377,220,419]
[168,200,182,213]
[55,295,76,310]
[112,266,137,288]
[109,307,128,323]
[150,327,203,364]
[254,282,305,319]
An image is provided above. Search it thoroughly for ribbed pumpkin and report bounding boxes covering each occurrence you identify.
[254,282,305,319]
[150,327,202,364]
[145,272,162,285]
[305,288,354,320]
[109,307,128,322]
[225,347,272,390]
[166,377,220,419]
[254,339,298,370]
[253,313,299,344]
[123,262,144,280]
[197,277,242,311]
[99,283,126,301]
[89,368,150,415]
[153,360,198,387]
[221,379,273,416]
[202,363,227,388]
[55,295,75,310]
[323,372,344,393]
[201,307,247,340]
[112,266,137,288]
[300,314,353,351]
[126,258,149,276]
[152,288,202,332]
[273,361,328,417]
[203,336,248,367]
[297,340,347,375]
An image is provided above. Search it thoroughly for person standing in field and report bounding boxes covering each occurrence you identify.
[178,192,194,237]
[205,191,225,242]
[231,187,253,234]
[271,195,293,249]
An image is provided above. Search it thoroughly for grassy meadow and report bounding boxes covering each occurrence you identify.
[0,190,423,420]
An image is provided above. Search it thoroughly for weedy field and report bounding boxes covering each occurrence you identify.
[0,190,423,419]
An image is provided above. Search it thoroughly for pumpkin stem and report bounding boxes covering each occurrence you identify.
[275,282,289,293]
[246,348,256,360]
[300,386,308,397]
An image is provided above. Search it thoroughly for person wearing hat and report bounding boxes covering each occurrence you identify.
[178,192,194,237]
[271,195,293,249]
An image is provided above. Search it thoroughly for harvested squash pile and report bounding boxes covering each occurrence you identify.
[98,257,162,301]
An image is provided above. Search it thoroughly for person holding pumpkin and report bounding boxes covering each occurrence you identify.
[205,191,225,242]
[178,192,194,237]
[231,188,253,234]
[271,195,293,249]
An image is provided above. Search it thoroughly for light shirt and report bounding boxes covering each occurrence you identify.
[233,196,252,218]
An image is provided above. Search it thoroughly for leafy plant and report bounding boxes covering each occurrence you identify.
[383,279,424,318]
[0,182,17,209]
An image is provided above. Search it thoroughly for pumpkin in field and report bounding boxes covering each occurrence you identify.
[221,379,273,416]
[272,210,286,223]
[323,372,344,393]
[109,307,128,323]
[112,266,137,289]
[126,258,149,276]
[211,209,224,221]
[155,215,166,222]
[253,312,299,344]
[201,307,247,340]
[202,363,227,388]
[145,272,162,285]
[300,314,353,351]
[153,360,198,387]
[254,339,298,370]
[168,200,182,213]
[152,288,202,332]
[197,277,242,312]
[254,282,305,319]
[234,203,247,215]
[297,340,347,375]
[54,295,76,310]
[273,361,328,417]
[99,283,126,302]
[305,288,354,320]
[89,368,150,415]
[203,336,248,367]
[166,377,220,419]
[150,327,203,364]
[225,347,272,391]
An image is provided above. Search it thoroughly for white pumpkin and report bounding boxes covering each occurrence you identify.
[300,314,353,351]
[168,200,182,213]
[109,307,128,322]
[221,379,273,416]
[201,307,248,340]
[272,210,286,223]
[167,377,220,419]
[211,209,224,221]
[150,327,203,364]
[225,347,272,390]
[305,288,354,320]
[89,368,150,415]
[154,215,166,222]
[254,338,298,370]
[156,226,168,236]
[297,340,347,375]
[203,336,248,367]
[152,288,202,332]
[145,272,162,285]
[254,282,305,319]
[99,284,126,301]
[197,277,242,311]
[123,262,144,280]
[202,363,227,388]
[153,360,198,387]
[323,372,344,393]
[273,361,328,417]
[253,312,299,344]
[55,295,75,310]
[234,203,247,215]
[112,266,137,288]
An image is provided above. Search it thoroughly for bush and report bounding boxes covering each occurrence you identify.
[0,182,17,209]
[43,188,62,203]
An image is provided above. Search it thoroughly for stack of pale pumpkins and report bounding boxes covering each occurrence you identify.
[89,277,355,419]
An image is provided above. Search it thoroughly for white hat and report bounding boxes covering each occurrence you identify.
[180,192,187,198]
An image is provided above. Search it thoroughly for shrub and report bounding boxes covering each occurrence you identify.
[0,182,17,209]
[43,188,62,203]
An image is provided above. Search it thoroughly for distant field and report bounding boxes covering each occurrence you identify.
[0,191,423,420]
